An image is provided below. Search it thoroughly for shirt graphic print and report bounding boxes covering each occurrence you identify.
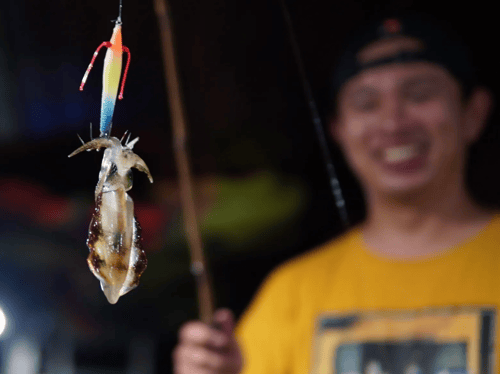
[312,307,495,374]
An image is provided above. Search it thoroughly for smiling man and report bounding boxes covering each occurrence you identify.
[173,15,498,374]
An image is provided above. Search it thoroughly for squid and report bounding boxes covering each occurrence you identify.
[69,135,153,304]
[70,0,153,304]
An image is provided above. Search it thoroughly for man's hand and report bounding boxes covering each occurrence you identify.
[173,308,243,374]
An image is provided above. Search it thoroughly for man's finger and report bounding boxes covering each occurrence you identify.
[174,361,212,374]
[178,321,230,348]
[174,345,240,372]
[213,308,235,336]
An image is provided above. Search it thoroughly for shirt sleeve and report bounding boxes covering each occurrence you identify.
[235,265,297,374]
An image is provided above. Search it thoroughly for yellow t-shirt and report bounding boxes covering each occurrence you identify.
[236,216,500,374]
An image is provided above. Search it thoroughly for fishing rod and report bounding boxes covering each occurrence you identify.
[278,0,349,228]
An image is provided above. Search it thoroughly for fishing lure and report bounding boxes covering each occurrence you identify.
[80,0,130,138]
[70,1,153,304]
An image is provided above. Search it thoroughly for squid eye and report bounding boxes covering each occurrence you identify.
[105,163,119,187]
[109,163,118,177]
[126,170,133,190]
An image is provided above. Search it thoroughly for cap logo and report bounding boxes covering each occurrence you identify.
[382,18,402,35]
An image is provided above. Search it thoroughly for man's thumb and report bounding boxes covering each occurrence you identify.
[213,308,235,336]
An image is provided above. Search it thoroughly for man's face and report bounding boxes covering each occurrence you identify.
[333,45,480,197]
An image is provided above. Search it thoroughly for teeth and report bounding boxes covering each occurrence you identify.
[384,145,420,163]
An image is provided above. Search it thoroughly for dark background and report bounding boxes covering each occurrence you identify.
[1,0,500,372]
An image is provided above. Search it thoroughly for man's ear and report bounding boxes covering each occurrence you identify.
[329,115,343,145]
[463,87,494,143]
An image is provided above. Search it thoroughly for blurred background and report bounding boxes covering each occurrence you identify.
[1,0,500,372]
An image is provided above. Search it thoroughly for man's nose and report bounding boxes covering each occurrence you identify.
[380,95,406,131]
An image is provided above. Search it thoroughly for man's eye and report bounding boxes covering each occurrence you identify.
[408,91,429,101]
[406,86,436,102]
[352,97,378,111]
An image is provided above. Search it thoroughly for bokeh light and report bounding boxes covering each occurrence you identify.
[0,305,7,337]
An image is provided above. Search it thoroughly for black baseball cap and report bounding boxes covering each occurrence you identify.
[330,14,478,104]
